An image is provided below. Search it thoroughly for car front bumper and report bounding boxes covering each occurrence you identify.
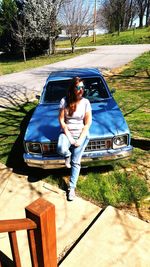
[23,146,133,169]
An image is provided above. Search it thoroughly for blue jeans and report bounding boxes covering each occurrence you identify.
[57,133,89,188]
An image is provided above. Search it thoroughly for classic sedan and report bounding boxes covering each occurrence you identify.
[23,68,133,169]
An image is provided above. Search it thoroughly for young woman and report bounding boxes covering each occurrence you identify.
[57,77,92,201]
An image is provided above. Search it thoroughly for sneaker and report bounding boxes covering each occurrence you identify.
[65,156,71,168]
[68,187,75,201]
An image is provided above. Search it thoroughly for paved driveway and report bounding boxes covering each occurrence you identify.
[0,44,150,107]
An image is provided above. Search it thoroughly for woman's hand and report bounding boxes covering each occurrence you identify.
[59,108,76,145]
[74,138,83,147]
[69,136,76,145]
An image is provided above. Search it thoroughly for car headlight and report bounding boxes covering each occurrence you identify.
[26,142,42,154]
[113,135,128,149]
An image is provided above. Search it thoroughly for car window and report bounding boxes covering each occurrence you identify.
[83,78,109,101]
[43,80,70,103]
[42,77,109,103]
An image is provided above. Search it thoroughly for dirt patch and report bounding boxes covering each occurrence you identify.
[121,203,150,223]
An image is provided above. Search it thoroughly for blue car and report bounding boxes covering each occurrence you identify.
[23,68,133,169]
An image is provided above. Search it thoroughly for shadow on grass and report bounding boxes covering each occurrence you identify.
[6,107,35,173]
[3,104,67,184]
[104,68,150,79]
[124,100,149,117]
[105,71,150,92]
[131,138,150,150]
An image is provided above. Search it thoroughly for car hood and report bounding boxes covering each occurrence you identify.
[91,99,129,138]
[24,99,129,143]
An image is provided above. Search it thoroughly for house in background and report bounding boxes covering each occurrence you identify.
[58,28,107,40]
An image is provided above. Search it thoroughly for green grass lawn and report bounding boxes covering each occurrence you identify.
[56,27,150,48]
[0,48,95,75]
[106,51,150,139]
[0,51,149,220]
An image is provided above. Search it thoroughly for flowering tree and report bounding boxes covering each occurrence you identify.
[24,0,63,55]
[11,0,65,60]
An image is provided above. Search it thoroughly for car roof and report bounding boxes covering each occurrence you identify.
[46,68,102,82]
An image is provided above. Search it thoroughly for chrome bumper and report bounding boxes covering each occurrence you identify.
[24,146,133,169]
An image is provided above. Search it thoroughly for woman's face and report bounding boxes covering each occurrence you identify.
[74,81,84,100]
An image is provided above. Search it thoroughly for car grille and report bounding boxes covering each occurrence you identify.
[85,139,112,151]
[42,139,112,156]
[42,142,57,156]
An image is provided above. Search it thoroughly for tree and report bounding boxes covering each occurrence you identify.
[135,0,147,27]
[11,10,30,62]
[0,0,17,53]
[41,0,63,55]
[24,0,64,55]
[97,0,139,33]
[124,0,137,29]
[60,0,93,52]
[11,0,53,61]
[0,0,64,57]
[145,0,150,26]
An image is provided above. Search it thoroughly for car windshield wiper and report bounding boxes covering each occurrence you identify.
[89,98,106,103]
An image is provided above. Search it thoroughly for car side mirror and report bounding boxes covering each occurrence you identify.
[36,95,40,100]
[110,88,116,94]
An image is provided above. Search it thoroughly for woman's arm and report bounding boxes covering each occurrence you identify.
[59,108,76,145]
[75,110,92,147]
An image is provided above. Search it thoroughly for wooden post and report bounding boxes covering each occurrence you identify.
[93,0,97,43]
[9,232,21,267]
[25,198,57,267]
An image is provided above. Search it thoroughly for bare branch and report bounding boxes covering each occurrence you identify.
[60,0,93,52]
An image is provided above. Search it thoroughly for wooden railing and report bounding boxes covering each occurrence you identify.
[0,198,57,267]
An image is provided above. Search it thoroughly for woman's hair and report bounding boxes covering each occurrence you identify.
[66,76,83,116]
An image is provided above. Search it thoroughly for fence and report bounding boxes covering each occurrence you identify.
[0,198,57,267]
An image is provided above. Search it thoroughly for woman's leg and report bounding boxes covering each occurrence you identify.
[57,133,71,158]
[69,137,89,189]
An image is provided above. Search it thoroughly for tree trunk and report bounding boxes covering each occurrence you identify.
[139,15,143,27]
[129,16,134,28]
[118,24,120,36]
[52,38,56,54]
[71,44,75,53]
[125,0,133,29]
[70,38,75,53]
[117,16,121,36]
[23,46,26,62]
[48,36,52,56]
[145,0,150,27]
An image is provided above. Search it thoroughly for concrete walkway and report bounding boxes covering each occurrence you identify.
[60,206,150,267]
[0,162,150,267]
[0,163,100,266]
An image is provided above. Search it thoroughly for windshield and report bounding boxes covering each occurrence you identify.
[42,77,110,103]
